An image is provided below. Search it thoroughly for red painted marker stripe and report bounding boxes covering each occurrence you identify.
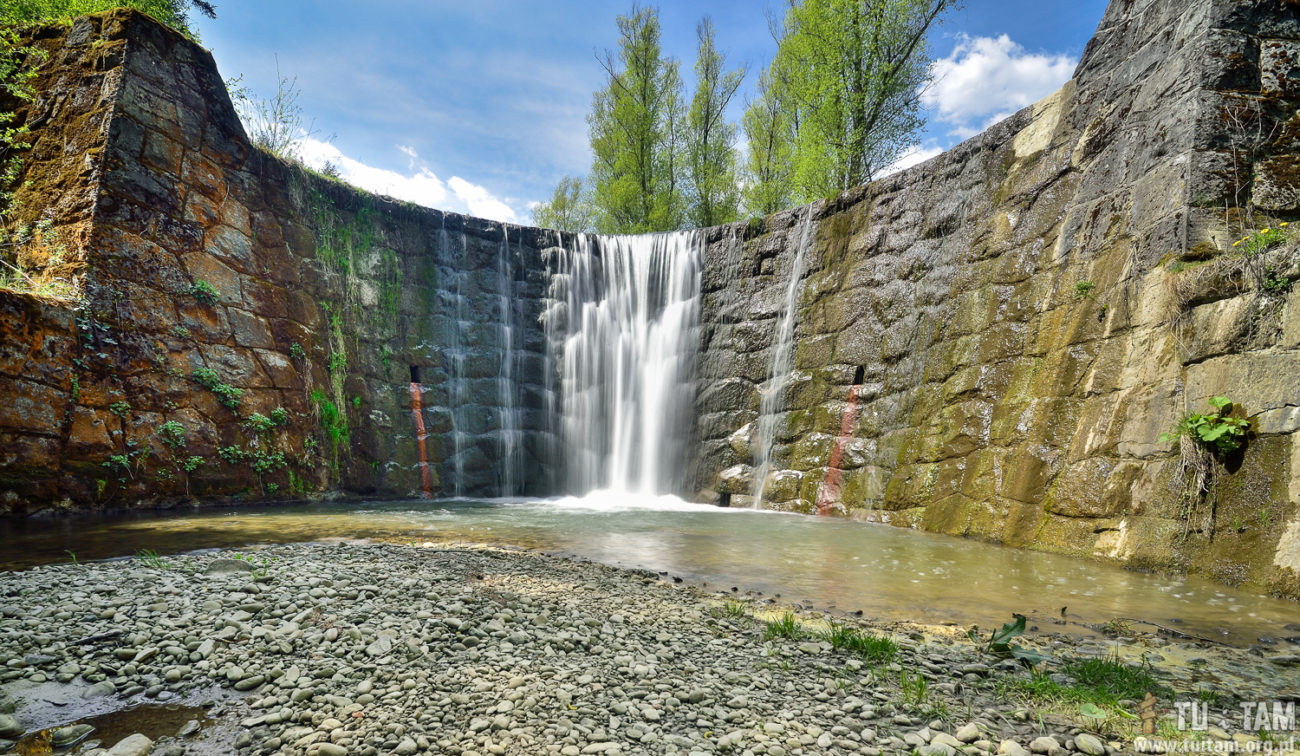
[409,382,434,499]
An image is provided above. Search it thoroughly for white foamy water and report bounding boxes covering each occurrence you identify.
[525,490,754,514]
[544,232,703,496]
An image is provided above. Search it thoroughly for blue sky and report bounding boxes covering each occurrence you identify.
[192,0,1108,223]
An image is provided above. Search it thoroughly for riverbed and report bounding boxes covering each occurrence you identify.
[2,494,1297,648]
[1,541,1296,756]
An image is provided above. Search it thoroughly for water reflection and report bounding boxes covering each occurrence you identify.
[1,495,1295,646]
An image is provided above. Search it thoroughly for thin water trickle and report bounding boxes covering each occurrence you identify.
[438,219,468,498]
[496,225,521,497]
[752,211,815,507]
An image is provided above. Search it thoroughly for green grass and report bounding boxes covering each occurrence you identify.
[134,548,166,569]
[763,611,803,641]
[1065,657,1162,702]
[1003,655,1165,709]
[823,620,896,663]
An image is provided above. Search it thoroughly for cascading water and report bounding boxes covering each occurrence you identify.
[443,220,468,497]
[751,211,815,508]
[495,226,522,496]
[544,231,704,496]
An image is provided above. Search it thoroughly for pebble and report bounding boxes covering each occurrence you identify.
[104,733,153,756]
[0,713,21,738]
[1075,732,1105,755]
[0,542,1282,756]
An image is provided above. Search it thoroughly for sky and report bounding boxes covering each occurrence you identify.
[192,0,1109,224]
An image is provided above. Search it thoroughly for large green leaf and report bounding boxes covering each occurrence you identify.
[1199,424,1228,442]
[988,614,1027,647]
[1010,646,1051,667]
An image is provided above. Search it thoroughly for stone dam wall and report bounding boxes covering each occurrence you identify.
[1,1,1299,597]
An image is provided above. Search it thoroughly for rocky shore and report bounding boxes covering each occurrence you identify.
[0,543,1295,756]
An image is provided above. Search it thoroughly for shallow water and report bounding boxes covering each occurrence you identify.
[2,493,1297,647]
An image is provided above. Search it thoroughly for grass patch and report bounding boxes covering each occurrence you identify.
[823,620,896,663]
[1065,656,1162,703]
[134,548,167,569]
[1003,654,1165,709]
[763,611,803,641]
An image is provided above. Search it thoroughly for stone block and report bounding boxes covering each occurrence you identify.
[1253,154,1300,212]
[1261,39,1300,97]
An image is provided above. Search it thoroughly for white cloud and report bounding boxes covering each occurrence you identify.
[448,176,520,223]
[923,34,1075,138]
[880,144,945,178]
[397,145,419,171]
[296,139,521,223]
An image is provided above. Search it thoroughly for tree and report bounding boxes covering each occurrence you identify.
[742,65,796,217]
[2,0,216,39]
[531,175,594,233]
[684,18,745,228]
[588,4,685,234]
[753,0,957,204]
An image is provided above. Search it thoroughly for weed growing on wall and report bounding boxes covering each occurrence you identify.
[1161,396,1249,456]
[154,420,203,496]
[191,366,242,409]
[188,279,218,305]
[1162,396,1250,540]
[310,389,348,455]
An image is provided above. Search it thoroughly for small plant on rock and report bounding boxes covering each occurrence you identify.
[1231,222,1290,256]
[711,599,749,620]
[1160,396,1249,456]
[233,551,276,580]
[155,420,204,496]
[1162,397,1249,539]
[191,367,242,409]
[189,279,219,306]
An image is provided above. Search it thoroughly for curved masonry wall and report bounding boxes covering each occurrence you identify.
[1,2,1299,597]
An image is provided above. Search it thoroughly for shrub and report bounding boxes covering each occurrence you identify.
[310,389,348,450]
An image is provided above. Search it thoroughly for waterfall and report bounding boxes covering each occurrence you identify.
[751,211,815,507]
[496,226,522,496]
[442,220,468,497]
[544,231,704,495]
